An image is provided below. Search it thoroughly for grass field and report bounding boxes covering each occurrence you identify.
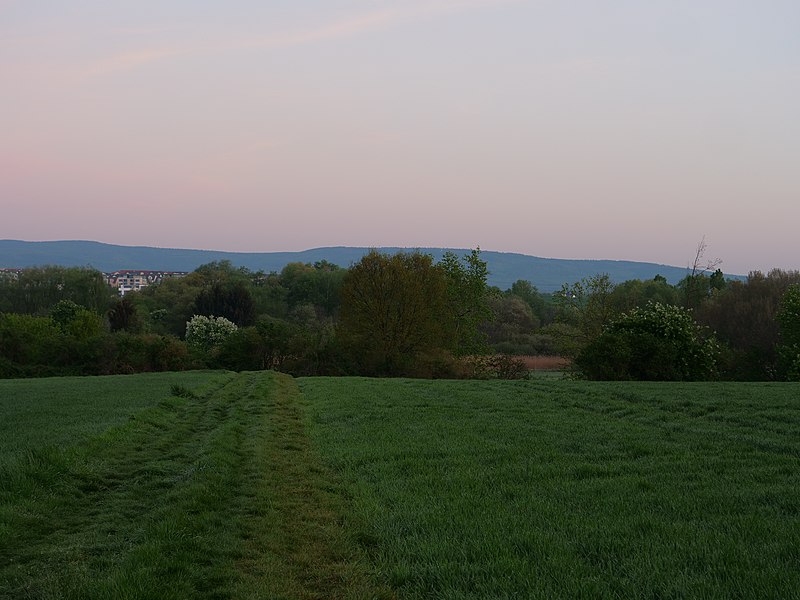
[0,372,226,458]
[2,372,799,598]
[0,371,386,600]
[298,378,800,599]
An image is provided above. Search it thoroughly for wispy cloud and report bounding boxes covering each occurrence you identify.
[235,9,399,50]
[236,0,522,50]
[74,0,521,79]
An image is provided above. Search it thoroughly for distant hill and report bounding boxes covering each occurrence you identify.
[0,240,731,293]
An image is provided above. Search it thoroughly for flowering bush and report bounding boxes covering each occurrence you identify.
[185,315,238,353]
[575,301,719,380]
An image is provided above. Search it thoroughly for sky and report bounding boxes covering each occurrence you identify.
[2,0,799,275]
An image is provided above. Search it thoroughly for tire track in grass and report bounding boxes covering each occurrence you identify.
[1,371,389,600]
[234,372,393,600]
[1,370,244,598]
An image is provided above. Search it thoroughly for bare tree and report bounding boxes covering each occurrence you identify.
[689,236,722,278]
[684,236,723,308]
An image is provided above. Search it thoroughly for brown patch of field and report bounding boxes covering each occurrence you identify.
[516,355,571,371]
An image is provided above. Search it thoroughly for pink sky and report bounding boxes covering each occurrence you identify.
[2,1,799,275]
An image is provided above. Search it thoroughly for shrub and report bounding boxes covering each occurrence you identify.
[185,315,238,353]
[0,313,63,366]
[576,302,719,381]
[109,332,194,374]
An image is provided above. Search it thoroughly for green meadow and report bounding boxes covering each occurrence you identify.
[2,373,798,598]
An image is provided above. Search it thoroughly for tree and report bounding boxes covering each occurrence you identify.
[552,274,616,356]
[50,299,84,330]
[507,280,551,324]
[0,313,63,372]
[682,236,723,309]
[777,284,800,346]
[338,251,454,376]
[695,269,800,379]
[777,284,800,380]
[609,277,679,314]
[216,316,299,372]
[438,248,494,355]
[136,276,204,336]
[50,299,105,339]
[0,267,113,315]
[482,296,537,347]
[194,280,256,326]
[280,261,346,318]
[108,296,142,332]
[575,302,720,381]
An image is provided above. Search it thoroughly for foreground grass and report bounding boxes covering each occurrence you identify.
[299,378,800,599]
[1,371,387,600]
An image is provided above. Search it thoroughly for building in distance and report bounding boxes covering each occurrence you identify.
[105,270,188,295]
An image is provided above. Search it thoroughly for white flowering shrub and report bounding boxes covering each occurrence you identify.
[185,315,238,353]
[575,301,719,380]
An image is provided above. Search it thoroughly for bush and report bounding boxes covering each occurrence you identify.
[107,332,194,374]
[576,302,719,381]
[404,350,463,379]
[185,315,238,353]
[0,313,63,366]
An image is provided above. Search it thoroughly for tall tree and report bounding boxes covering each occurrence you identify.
[554,274,616,354]
[0,267,113,315]
[338,251,453,376]
[683,236,723,309]
[194,280,256,327]
[439,248,494,355]
[695,269,800,379]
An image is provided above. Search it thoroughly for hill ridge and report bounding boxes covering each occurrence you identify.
[0,239,725,292]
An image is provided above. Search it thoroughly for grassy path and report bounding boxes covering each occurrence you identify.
[0,371,386,600]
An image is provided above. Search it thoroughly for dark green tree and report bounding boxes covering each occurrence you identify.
[610,277,679,314]
[108,296,142,332]
[482,296,537,347]
[0,267,113,315]
[338,250,454,376]
[507,279,552,324]
[50,299,84,330]
[439,248,494,355]
[552,274,616,356]
[777,284,800,380]
[194,280,256,326]
[695,269,800,379]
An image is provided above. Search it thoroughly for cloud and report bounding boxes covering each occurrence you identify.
[73,0,521,78]
[237,0,522,49]
[241,0,522,48]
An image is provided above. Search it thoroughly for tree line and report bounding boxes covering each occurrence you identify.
[0,252,798,380]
